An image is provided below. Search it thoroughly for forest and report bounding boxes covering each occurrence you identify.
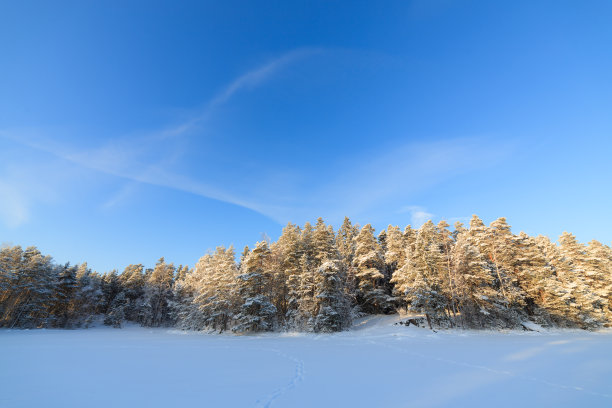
[1,216,611,333]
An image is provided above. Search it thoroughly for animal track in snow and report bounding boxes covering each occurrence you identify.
[254,348,305,408]
[367,338,612,400]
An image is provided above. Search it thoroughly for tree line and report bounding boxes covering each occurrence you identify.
[1,216,610,332]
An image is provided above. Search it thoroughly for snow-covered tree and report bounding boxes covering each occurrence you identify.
[119,264,146,322]
[183,246,239,332]
[585,240,612,324]
[384,225,406,275]
[71,263,102,327]
[100,271,121,316]
[451,216,526,328]
[271,223,303,326]
[391,221,449,328]
[104,292,126,328]
[295,222,319,327]
[233,242,277,333]
[1,214,609,332]
[436,221,459,322]
[336,217,358,265]
[353,224,394,314]
[8,247,57,328]
[554,232,605,327]
[312,260,352,332]
[484,217,527,308]
[312,218,337,266]
[49,263,78,327]
[510,233,559,325]
[141,258,175,327]
[451,232,497,328]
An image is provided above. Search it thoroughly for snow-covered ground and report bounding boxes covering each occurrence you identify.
[1,316,611,408]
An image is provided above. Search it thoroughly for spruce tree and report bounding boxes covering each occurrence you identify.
[313,260,352,332]
[556,232,605,327]
[336,217,358,265]
[1,214,609,332]
[384,225,406,276]
[585,240,612,324]
[451,231,495,328]
[296,222,318,327]
[436,221,458,323]
[119,264,146,322]
[312,218,337,266]
[141,258,175,327]
[194,247,239,332]
[234,242,277,332]
[391,221,449,328]
[72,262,102,327]
[272,223,303,327]
[353,224,393,314]
[50,263,78,327]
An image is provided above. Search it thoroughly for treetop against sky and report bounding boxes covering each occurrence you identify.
[0,1,611,272]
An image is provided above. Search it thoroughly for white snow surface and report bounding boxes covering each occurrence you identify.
[1,315,612,408]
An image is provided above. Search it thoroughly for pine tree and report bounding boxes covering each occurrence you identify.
[104,292,126,328]
[377,230,388,254]
[585,240,612,324]
[353,224,393,314]
[141,258,175,327]
[384,225,406,275]
[189,246,239,332]
[271,223,303,327]
[485,217,526,308]
[50,263,78,327]
[296,253,317,328]
[11,247,57,328]
[100,270,121,316]
[175,265,190,283]
[336,217,358,265]
[459,216,525,327]
[0,246,16,325]
[436,221,458,323]
[312,260,352,332]
[239,246,250,268]
[233,242,277,333]
[335,217,359,314]
[555,232,605,327]
[0,246,42,327]
[312,218,337,266]
[174,255,209,330]
[451,231,498,328]
[518,234,576,326]
[72,263,102,327]
[119,264,146,322]
[296,222,318,328]
[1,214,609,332]
[391,221,449,328]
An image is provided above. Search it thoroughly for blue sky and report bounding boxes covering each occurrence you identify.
[1,0,611,272]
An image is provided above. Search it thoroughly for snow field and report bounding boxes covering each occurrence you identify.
[1,316,611,408]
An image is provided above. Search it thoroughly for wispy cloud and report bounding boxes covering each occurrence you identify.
[0,180,29,227]
[84,48,321,213]
[0,147,85,228]
[101,181,140,210]
[276,136,518,225]
[210,49,321,108]
[3,134,268,214]
[1,127,516,228]
[0,48,321,224]
[399,205,434,228]
[0,47,516,230]
[156,48,321,139]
